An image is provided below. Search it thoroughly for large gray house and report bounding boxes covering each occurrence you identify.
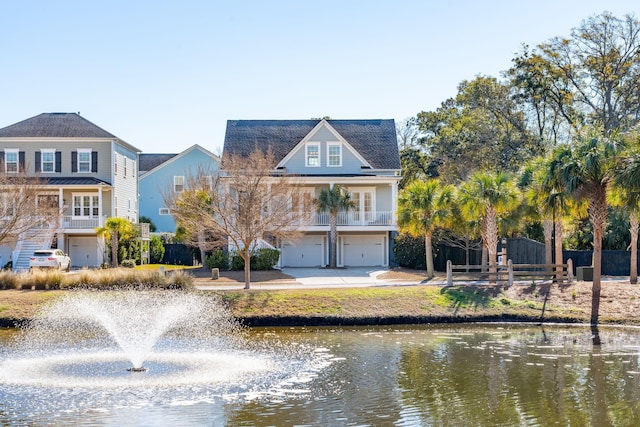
[223,119,401,267]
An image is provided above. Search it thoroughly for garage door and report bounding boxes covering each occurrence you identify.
[343,235,384,266]
[282,236,324,267]
[68,237,99,268]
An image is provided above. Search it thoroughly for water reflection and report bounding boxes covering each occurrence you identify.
[2,324,640,426]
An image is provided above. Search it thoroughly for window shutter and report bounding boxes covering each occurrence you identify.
[35,152,41,172]
[18,152,25,171]
[91,151,98,172]
[55,152,62,172]
[0,152,4,165]
[71,151,77,172]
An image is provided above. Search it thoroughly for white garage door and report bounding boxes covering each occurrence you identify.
[343,235,385,266]
[282,236,324,267]
[68,237,99,268]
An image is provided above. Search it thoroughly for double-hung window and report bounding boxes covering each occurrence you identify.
[327,142,342,167]
[78,149,91,172]
[174,176,185,192]
[306,143,320,167]
[4,149,18,173]
[41,149,55,172]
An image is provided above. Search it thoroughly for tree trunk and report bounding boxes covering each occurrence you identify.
[589,190,607,324]
[242,248,251,290]
[485,208,498,281]
[111,233,119,268]
[554,219,564,282]
[630,213,639,284]
[329,213,338,268]
[543,218,553,273]
[425,233,434,279]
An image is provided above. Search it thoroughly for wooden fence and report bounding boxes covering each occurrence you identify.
[446,259,574,286]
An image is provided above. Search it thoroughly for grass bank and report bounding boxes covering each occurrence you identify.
[3,278,640,327]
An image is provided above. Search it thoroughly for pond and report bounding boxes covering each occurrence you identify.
[2,323,640,426]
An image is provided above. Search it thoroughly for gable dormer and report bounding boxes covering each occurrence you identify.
[277,120,371,175]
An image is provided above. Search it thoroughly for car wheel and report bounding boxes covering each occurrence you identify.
[65,263,70,272]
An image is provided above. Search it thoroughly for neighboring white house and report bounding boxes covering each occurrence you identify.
[138,144,220,234]
[222,119,401,267]
[0,113,141,269]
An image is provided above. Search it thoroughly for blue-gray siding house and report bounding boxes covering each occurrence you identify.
[223,119,401,267]
[139,144,220,234]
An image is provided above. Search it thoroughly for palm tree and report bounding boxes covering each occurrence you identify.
[458,171,520,279]
[96,217,136,267]
[397,179,453,279]
[614,139,640,284]
[547,129,623,324]
[314,186,356,268]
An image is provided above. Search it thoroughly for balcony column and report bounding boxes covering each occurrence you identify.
[98,186,103,222]
[391,182,398,224]
[58,187,64,228]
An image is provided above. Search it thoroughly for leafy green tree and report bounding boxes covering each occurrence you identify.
[314,185,356,268]
[458,171,520,277]
[416,76,540,182]
[149,234,165,264]
[509,12,640,135]
[397,179,453,279]
[547,128,623,323]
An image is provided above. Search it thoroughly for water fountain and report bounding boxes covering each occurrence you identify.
[0,290,332,424]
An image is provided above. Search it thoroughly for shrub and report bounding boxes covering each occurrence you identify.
[394,233,426,270]
[205,250,230,270]
[165,270,195,290]
[149,235,165,264]
[231,252,245,271]
[230,248,280,271]
[252,248,280,270]
[121,259,137,268]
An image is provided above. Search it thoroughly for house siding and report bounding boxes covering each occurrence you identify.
[139,146,219,233]
[112,143,139,222]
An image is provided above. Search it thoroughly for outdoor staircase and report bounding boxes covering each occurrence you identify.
[12,228,56,272]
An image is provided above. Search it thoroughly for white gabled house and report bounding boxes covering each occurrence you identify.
[0,113,141,269]
[222,119,401,267]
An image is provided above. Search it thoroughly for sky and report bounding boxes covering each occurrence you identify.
[1,1,638,155]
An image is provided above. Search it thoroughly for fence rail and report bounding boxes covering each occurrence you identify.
[446,259,574,286]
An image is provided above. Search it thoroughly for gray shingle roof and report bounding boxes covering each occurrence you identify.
[223,119,400,170]
[0,113,117,138]
[139,153,178,173]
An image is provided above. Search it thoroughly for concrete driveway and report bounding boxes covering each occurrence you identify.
[197,267,421,290]
[281,267,392,287]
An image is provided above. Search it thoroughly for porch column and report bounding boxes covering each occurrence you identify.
[98,186,103,221]
[391,182,398,225]
[59,187,64,228]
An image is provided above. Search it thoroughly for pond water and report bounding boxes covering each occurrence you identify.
[2,323,640,426]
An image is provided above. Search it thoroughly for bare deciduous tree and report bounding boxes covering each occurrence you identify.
[0,167,62,248]
[167,150,311,289]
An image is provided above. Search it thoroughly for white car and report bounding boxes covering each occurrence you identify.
[29,249,71,272]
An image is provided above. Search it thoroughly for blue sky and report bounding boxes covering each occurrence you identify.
[1,1,638,154]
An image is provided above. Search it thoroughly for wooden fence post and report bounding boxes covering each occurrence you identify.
[507,259,514,286]
[567,259,574,283]
[447,260,452,286]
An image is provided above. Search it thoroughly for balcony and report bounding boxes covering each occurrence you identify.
[62,216,105,229]
[313,211,394,226]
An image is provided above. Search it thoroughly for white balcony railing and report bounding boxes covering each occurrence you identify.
[313,211,394,226]
[62,215,104,229]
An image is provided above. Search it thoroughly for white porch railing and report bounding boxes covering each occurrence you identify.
[62,215,105,229]
[313,211,394,226]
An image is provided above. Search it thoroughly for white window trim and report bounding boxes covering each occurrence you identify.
[77,148,92,173]
[305,143,320,167]
[41,149,55,173]
[4,149,18,173]
[72,192,100,218]
[327,142,342,167]
[159,208,171,215]
[174,176,185,192]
